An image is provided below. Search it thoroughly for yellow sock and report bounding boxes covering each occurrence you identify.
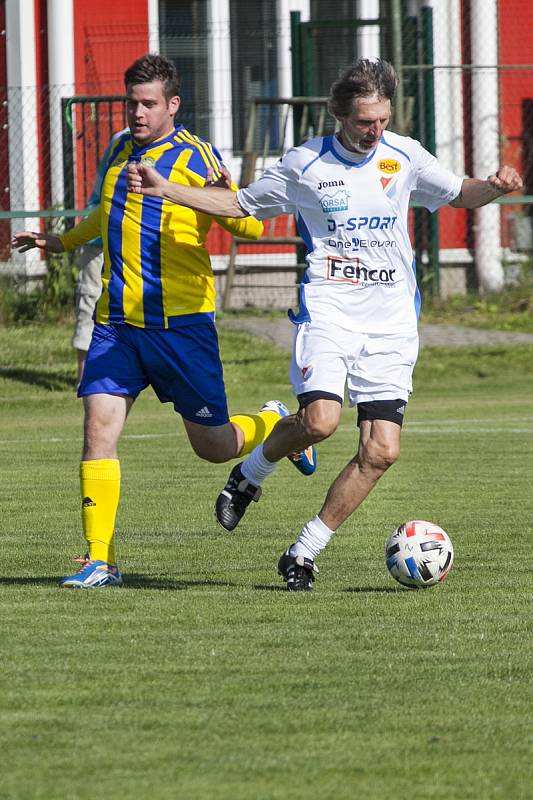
[230,409,281,456]
[80,459,121,565]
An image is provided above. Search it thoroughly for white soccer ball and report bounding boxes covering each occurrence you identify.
[385,520,454,588]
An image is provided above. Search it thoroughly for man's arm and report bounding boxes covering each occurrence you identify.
[127,162,248,218]
[449,166,523,208]
[11,207,101,254]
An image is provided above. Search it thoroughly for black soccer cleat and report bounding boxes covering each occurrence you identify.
[215,463,262,531]
[277,545,318,592]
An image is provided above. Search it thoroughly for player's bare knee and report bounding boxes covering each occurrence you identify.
[361,439,400,472]
[299,406,339,442]
[82,423,119,459]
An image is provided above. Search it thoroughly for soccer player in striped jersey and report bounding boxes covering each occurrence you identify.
[12,54,315,589]
[127,58,523,591]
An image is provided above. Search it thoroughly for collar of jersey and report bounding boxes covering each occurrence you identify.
[131,124,184,157]
[328,134,382,168]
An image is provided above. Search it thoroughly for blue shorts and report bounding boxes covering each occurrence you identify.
[78,321,230,426]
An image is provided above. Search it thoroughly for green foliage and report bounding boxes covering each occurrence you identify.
[422,282,533,332]
[0,253,77,324]
[1,323,532,799]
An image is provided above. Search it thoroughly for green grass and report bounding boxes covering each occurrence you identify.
[420,285,533,333]
[0,323,532,800]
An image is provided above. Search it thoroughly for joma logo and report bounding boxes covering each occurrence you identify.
[318,180,345,190]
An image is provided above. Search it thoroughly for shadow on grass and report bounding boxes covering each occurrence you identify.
[0,574,237,590]
[343,586,404,594]
[125,573,238,590]
[0,576,404,593]
[252,583,286,592]
[253,584,403,593]
[0,367,76,391]
[0,576,59,586]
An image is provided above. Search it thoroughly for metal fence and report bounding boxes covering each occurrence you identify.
[1,4,533,305]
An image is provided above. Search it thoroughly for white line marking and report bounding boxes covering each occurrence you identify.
[1,418,532,446]
[0,432,179,446]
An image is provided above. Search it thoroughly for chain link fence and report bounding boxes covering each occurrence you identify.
[1,3,532,311]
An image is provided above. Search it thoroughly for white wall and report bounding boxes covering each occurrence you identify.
[470,0,503,291]
[5,0,40,273]
[47,0,75,210]
[207,0,234,167]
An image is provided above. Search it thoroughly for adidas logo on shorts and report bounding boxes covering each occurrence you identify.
[195,406,213,418]
[396,405,406,415]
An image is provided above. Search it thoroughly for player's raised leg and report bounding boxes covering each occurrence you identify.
[182,399,292,529]
[215,400,331,532]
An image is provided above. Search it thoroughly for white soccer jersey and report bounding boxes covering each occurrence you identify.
[238,132,462,334]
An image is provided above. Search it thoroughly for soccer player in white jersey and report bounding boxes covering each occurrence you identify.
[127,59,523,591]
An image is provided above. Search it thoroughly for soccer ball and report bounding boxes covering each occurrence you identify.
[385,520,454,588]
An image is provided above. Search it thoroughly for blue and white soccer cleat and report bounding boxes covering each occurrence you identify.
[260,400,317,476]
[59,557,123,589]
[287,444,317,476]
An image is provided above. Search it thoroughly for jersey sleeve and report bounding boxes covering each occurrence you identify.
[59,206,101,250]
[410,141,463,212]
[237,148,301,219]
[214,214,263,240]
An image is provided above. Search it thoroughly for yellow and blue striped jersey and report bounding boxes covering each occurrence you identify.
[61,126,263,328]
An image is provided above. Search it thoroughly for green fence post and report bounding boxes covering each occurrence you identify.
[290,11,302,136]
[62,98,75,229]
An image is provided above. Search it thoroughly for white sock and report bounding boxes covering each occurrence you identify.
[290,516,334,561]
[241,444,278,486]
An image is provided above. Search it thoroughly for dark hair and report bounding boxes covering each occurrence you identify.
[328,59,398,118]
[124,53,181,100]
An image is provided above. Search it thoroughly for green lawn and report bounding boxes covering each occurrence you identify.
[0,323,532,800]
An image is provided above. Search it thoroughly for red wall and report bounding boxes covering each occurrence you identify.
[498,0,533,181]
[498,0,533,242]
[73,0,150,94]
[72,0,149,208]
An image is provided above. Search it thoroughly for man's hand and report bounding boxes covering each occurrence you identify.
[487,166,523,195]
[127,160,246,217]
[127,162,166,197]
[11,231,64,253]
[205,165,232,189]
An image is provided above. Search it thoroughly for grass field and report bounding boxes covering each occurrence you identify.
[1,322,532,800]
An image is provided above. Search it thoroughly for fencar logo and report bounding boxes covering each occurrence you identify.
[378,159,401,174]
[327,255,396,286]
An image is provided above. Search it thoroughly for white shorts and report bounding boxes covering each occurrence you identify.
[289,321,419,407]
